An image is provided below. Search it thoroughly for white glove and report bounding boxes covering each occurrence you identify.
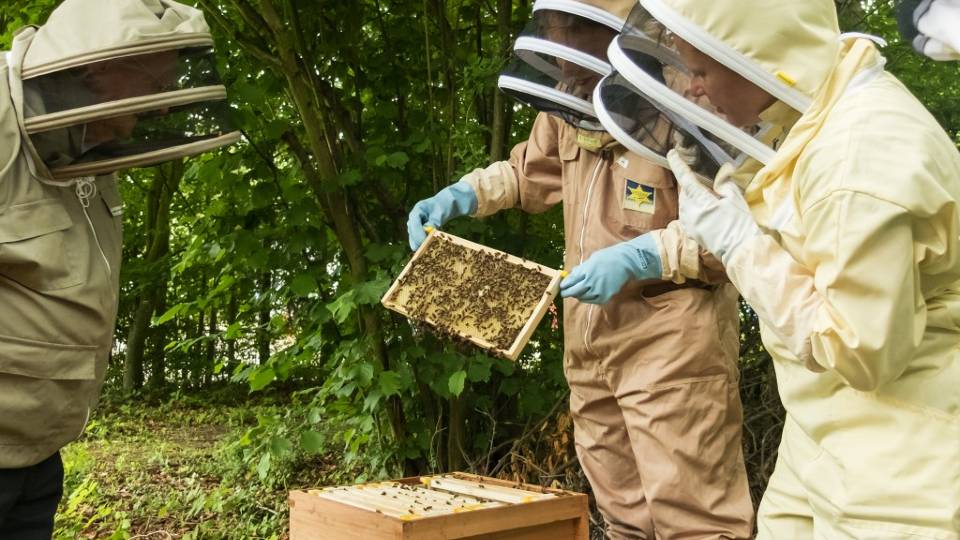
[667,149,760,266]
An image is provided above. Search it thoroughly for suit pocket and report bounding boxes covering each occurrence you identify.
[607,154,677,235]
[0,198,79,291]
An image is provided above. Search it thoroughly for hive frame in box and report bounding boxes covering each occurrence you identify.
[381,231,562,361]
[289,472,589,540]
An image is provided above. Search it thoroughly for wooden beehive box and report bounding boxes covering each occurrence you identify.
[382,231,562,361]
[289,472,588,540]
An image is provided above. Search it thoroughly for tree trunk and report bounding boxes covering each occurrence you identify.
[204,307,217,387]
[257,272,272,366]
[226,293,238,376]
[123,161,180,393]
[489,0,513,163]
[148,291,167,390]
[447,394,466,471]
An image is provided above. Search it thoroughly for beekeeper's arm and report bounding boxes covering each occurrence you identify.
[670,151,920,392]
[462,112,563,217]
[651,222,729,285]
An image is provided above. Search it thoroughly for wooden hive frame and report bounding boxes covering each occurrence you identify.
[289,472,589,540]
[381,231,562,361]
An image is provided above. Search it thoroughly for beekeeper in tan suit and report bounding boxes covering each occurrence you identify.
[0,0,238,536]
[407,1,753,537]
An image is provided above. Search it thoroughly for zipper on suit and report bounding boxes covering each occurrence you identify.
[75,177,112,277]
[578,157,604,354]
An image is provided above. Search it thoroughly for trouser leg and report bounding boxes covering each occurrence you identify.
[0,451,64,540]
[763,417,959,540]
[617,376,754,539]
[567,360,654,540]
[756,437,815,540]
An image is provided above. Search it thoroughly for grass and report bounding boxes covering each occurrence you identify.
[54,390,345,540]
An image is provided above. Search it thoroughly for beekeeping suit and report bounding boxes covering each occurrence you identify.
[409,0,754,537]
[623,0,960,537]
[0,0,238,470]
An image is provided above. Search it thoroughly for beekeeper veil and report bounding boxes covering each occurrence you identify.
[599,0,841,168]
[6,0,239,181]
[497,0,634,131]
[593,49,747,181]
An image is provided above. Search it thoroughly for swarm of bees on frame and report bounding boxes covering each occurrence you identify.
[389,236,553,354]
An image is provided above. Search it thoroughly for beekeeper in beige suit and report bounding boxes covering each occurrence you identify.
[0,0,238,536]
[407,0,754,537]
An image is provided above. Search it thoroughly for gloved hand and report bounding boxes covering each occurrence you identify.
[406,181,478,250]
[672,130,701,167]
[667,149,760,265]
[560,234,662,304]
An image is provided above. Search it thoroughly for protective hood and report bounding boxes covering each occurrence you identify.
[7,0,239,181]
[593,70,742,181]
[638,0,841,113]
[498,0,633,131]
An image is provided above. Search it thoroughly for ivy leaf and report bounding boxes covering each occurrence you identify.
[448,370,467,396]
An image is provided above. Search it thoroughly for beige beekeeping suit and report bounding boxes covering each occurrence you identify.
[0,0,237,468]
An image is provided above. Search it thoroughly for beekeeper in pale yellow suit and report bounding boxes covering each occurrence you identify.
[0,0,238,536]
[408,1,754,538]
[611,0,960,538]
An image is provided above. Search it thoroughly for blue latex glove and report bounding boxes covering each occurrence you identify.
[407,182,479,250]
[560,234,663,304]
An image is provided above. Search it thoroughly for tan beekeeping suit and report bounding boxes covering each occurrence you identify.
[462,109,754,539]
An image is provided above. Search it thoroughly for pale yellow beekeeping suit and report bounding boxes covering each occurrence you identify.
[647,0,960,537]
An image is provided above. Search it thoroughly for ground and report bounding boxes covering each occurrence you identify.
[51,390,610,539]
[54,393,340,540]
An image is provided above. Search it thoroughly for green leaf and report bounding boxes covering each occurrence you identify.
[378,371,403,397]
[448,370,467,396]
[300,431,324,454]
[249,367,276,392]
[467,356,493,383]
[338,169,362,186]
[225,322,243,340]
[363,389,383,412]
[354,277,391,305]
[500,377,521,397]
[385,151,409,169]
[290,274,318,297]
[270,436,293,457]
[327,292,358,324]
[153,303,187,326]
[349,362,375,386]
[365,243,399,263]
[256,453,272,480]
